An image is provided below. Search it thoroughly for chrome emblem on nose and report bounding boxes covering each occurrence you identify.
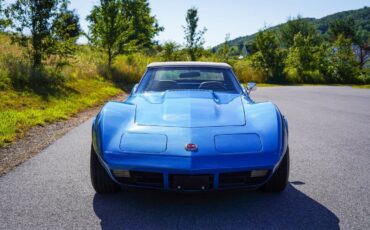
[185,143,198,152]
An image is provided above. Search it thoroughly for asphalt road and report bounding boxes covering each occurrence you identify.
[1,86,370,230]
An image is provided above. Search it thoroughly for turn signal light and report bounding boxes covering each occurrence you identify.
[250,170,268,178]
[112,170,131,178]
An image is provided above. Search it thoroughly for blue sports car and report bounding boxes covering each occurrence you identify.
[91,62,289,193]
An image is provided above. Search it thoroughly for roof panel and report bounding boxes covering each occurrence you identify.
[147,62,231,69]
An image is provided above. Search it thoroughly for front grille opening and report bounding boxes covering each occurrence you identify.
[219,171,269,188]
[113,171,164,188]
[170,174,214,190]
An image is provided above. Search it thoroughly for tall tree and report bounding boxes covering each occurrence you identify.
[122,0,162,50]
[9,0,57,69]
[280,15,317,48]
[9,0,79,69]
[183,7,206,61]
[327,34,358,83]
[217,33,231,62]
[51,0,81,68]
[252,29,286,83]
[284,32,321,83]
[87,0,161,70]
[87,0,128,70]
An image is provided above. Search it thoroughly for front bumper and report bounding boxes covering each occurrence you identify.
[101,151,281,191]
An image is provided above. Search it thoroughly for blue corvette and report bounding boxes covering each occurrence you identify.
[91,62,289,193]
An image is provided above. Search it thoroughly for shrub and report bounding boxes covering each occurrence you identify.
[233,60,266,83]
[357,71,370,84]
[111,54,159,84]
[2,54,31,89]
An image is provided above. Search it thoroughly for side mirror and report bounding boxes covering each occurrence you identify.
[131,83,138,94]
[245,82,257,94]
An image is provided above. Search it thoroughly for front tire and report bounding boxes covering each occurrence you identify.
[261,147,290,192]
[90,145,120,194]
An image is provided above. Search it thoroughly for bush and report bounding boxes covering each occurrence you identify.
[111,54,158,84]
[2,54,31,89]
[232,60,266,83]
[302,70,325,83]
[357,71,370,84]
[0,57,11,90]
[284,66,301,83]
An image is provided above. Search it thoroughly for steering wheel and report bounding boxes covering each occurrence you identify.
[198,81,227,90]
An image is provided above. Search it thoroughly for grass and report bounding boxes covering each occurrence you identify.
[352,84,370,89]
[254,83,282,87]
[0,36,123,147]
[0,78,122,147]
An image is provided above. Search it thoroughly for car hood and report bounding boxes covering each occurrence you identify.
[133,90,246,128]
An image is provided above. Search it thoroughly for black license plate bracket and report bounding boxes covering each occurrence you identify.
[170,175,213,190]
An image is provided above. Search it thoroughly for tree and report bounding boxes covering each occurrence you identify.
[328,18,356,41]
[87,0,161,70]
[284,32,323,83]
[162,41,181,61]
[9,0,79,69]
[217,33,231,62]
[327,34,358,83]
[9,0,57,69]
[328,18,369,70]
[51,0,80,69]
[237,42,244,55]
[251,29,286,83]
[87,0,129,71]
[183,7,207,61]
[245,41,257,55]
[122,0,162,51]
[52,1,80,41]
[353,30,370,70]
[314,42,331,81]
[280,15,317,48]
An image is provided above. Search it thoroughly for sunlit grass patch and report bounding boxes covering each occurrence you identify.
[352,84,370,89]
[0,79,121,147]
[255,83,282,87]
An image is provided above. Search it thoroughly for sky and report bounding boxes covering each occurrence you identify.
[68,0,369,48]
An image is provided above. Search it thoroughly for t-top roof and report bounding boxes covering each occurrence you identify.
[147,61,231,69]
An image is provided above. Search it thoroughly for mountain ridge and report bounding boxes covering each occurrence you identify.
[213,6,370,51]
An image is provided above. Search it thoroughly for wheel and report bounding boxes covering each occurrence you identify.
[90,145,120,194]
[260,147,290,192]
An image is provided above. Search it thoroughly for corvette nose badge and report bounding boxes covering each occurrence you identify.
[185,143,198,152]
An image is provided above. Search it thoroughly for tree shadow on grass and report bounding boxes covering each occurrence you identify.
[11,69,79,100]
[5,58,79,100]
[93,183,339,230]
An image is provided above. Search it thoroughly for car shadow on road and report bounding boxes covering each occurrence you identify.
[93,183,339,230]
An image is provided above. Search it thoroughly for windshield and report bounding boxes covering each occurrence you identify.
[138,67,241,93]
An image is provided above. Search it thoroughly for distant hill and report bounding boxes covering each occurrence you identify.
[213,6,370,52]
